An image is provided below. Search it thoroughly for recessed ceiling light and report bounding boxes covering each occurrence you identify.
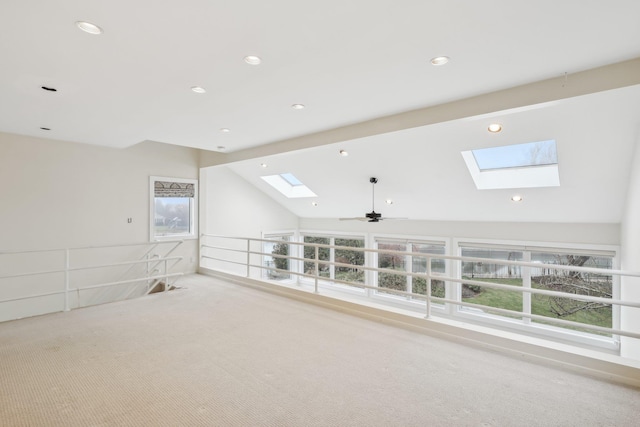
[311,202,318,207]
[40,127,51,131]
[244,55,262,65]
[260,163,268,168]
[216,146,226,151]
[191,86,206,94]
[219,128,230,133]
[385,199,393,205]
[291,104,305,110]
[41,86,57,92]
[430,56,450,66]
[511,195,523,202]
[339,150,348,157]
[76,21,103,35]
[488,123,503,133]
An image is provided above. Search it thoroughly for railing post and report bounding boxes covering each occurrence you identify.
[64,248,70,312]
[314,246,319,294]
[425,256,432,319]
[246,240,251,278]
[164,258,169,292]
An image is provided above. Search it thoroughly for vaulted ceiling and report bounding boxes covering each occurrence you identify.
[2,1,640,223]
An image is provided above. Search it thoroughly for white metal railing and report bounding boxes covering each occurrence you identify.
[0,241,185,322]
[200,234,640,345]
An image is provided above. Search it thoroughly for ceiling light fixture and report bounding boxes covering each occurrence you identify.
[385,199,393,205]
[339,150,348,156]
[291,104,305,110]
[219,128,230,133]
[511,195,523,202]
[430,56,450,66]
[311,202,318,206]
[76,21,103,35]
[216,146,226,151]
[244,55,262,65]
[488,123,503,133]
[260,163,268,168]
[191,86,206,93]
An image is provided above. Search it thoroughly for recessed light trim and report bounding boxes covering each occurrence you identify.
[430,56,450,66]
[219,128,230,133]
[76,21,103,35]
[488,123,503,133]
[339,150,349,157]
[191,86,206,93]
[244,55,262,65]
[311,202,318,207]
[511,195,523,202]
[291,104,305,110]
[385,199,393,205]
[260,163,268,168]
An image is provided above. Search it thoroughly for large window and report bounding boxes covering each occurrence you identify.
[459,243,615,337]
[302,234,365,288]
[150,176,197,240]
[376,239,446,302]
[263,234,292,281]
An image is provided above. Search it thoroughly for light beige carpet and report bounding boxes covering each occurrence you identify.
[1,274,639,426]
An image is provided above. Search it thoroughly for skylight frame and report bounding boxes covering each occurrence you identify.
[261,173,317,198]
[462,140,560,190]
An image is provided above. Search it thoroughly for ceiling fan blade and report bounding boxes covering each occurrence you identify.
[339,217,370,221]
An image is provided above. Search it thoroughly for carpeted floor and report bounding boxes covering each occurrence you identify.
[1,274,639,426]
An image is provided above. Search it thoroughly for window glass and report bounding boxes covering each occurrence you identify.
[377,242,407,296]
[530,252,613,335]
[150,177,197,240]
[302,235,365,287]
[335,238,365,285]
[303,236,330,278]
[411,243,446,301]
[460,248,524,319]
[263,235,291,281]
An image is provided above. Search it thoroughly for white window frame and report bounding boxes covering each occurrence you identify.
[150,176,198,241]
[299,231,367,292]
[372,234,449,310]
[453,237,620,350]
[262,231,296,282]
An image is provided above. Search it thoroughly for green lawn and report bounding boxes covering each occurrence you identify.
[461,277,612,332]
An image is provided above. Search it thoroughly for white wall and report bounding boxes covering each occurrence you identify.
[200,166,299,276]
[620,131,640,360]
[299,218,620,246]
[0,132,201,319]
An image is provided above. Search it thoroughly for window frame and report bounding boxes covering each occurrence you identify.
[453,237,620,350]
[149,176,198,241]
[299,232,367,291]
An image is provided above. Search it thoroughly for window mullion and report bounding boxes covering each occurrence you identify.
[522,251,532,324]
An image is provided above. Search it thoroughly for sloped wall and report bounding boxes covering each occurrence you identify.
[199,166,299,276]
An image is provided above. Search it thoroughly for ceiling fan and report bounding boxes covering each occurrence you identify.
[340,177,405,222]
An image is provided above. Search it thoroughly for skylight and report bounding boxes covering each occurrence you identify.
[462,140,560,190]
[472,140,558,170]
[261,173,317,198]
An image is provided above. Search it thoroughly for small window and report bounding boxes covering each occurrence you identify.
[150,176,197,240]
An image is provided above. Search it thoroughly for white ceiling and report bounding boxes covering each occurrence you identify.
[2,1,640,223]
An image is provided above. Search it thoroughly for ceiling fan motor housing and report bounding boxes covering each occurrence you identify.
[366,211,382,222]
